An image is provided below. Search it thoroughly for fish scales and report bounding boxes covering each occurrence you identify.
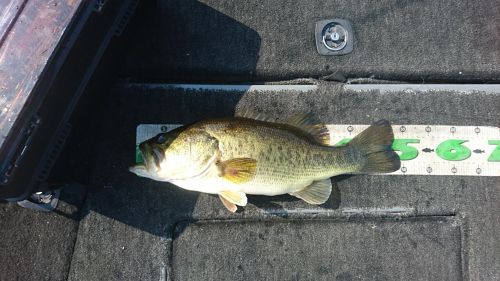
[201,118,358,194]
[130,115,400,212]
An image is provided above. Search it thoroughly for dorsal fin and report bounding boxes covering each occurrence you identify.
[236,110,330,145]
[285,113,330,145]
[235,109,275,122]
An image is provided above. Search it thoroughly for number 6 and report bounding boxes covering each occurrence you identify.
[436,140,471,161]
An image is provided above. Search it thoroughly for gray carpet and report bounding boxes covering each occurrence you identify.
[65,82,499,280]
[173,218,462,281]
[121,0,500,82]
[0,185,85,281]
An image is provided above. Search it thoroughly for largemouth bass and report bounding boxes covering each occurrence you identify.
[129,113,400,212]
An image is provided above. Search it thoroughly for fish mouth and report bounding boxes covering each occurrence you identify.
[138,142,162,173]
[151,147,164,168]
[132,142,217,182]
[130,154,216,182]
[129,164,148,177]
[129,143,149,176]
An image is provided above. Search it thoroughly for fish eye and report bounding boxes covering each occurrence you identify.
[157,133,167,144]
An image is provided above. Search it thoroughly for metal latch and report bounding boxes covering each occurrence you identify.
[17,189,60,212]
[315,19,354,55]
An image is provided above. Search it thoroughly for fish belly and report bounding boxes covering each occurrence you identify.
[171,171,313,196]
[241,181,311,196]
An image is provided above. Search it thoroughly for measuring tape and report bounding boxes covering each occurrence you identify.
[136,124,500,177]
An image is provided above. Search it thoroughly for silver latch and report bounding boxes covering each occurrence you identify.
[315,19,354,55]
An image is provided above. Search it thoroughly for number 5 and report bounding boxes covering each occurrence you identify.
[391,139,420,161]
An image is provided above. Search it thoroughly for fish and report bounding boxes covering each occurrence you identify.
[129,113,401,212]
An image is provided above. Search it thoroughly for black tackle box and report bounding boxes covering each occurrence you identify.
[0,0,137,201]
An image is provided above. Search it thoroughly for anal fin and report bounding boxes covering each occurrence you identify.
[219,195,238,212]
[289,179,332,204]
[219,191,248,206]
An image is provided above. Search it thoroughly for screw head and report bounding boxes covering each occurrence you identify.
[331,32,340,41]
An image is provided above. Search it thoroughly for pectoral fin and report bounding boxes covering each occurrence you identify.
[219,195,238,212]
[289,179,332,204]
[218,158,257,184]
[219,190,248,206]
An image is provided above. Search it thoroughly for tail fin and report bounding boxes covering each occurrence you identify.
[348,119,401,173]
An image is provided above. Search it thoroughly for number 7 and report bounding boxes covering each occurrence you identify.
[488,140,500,162]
